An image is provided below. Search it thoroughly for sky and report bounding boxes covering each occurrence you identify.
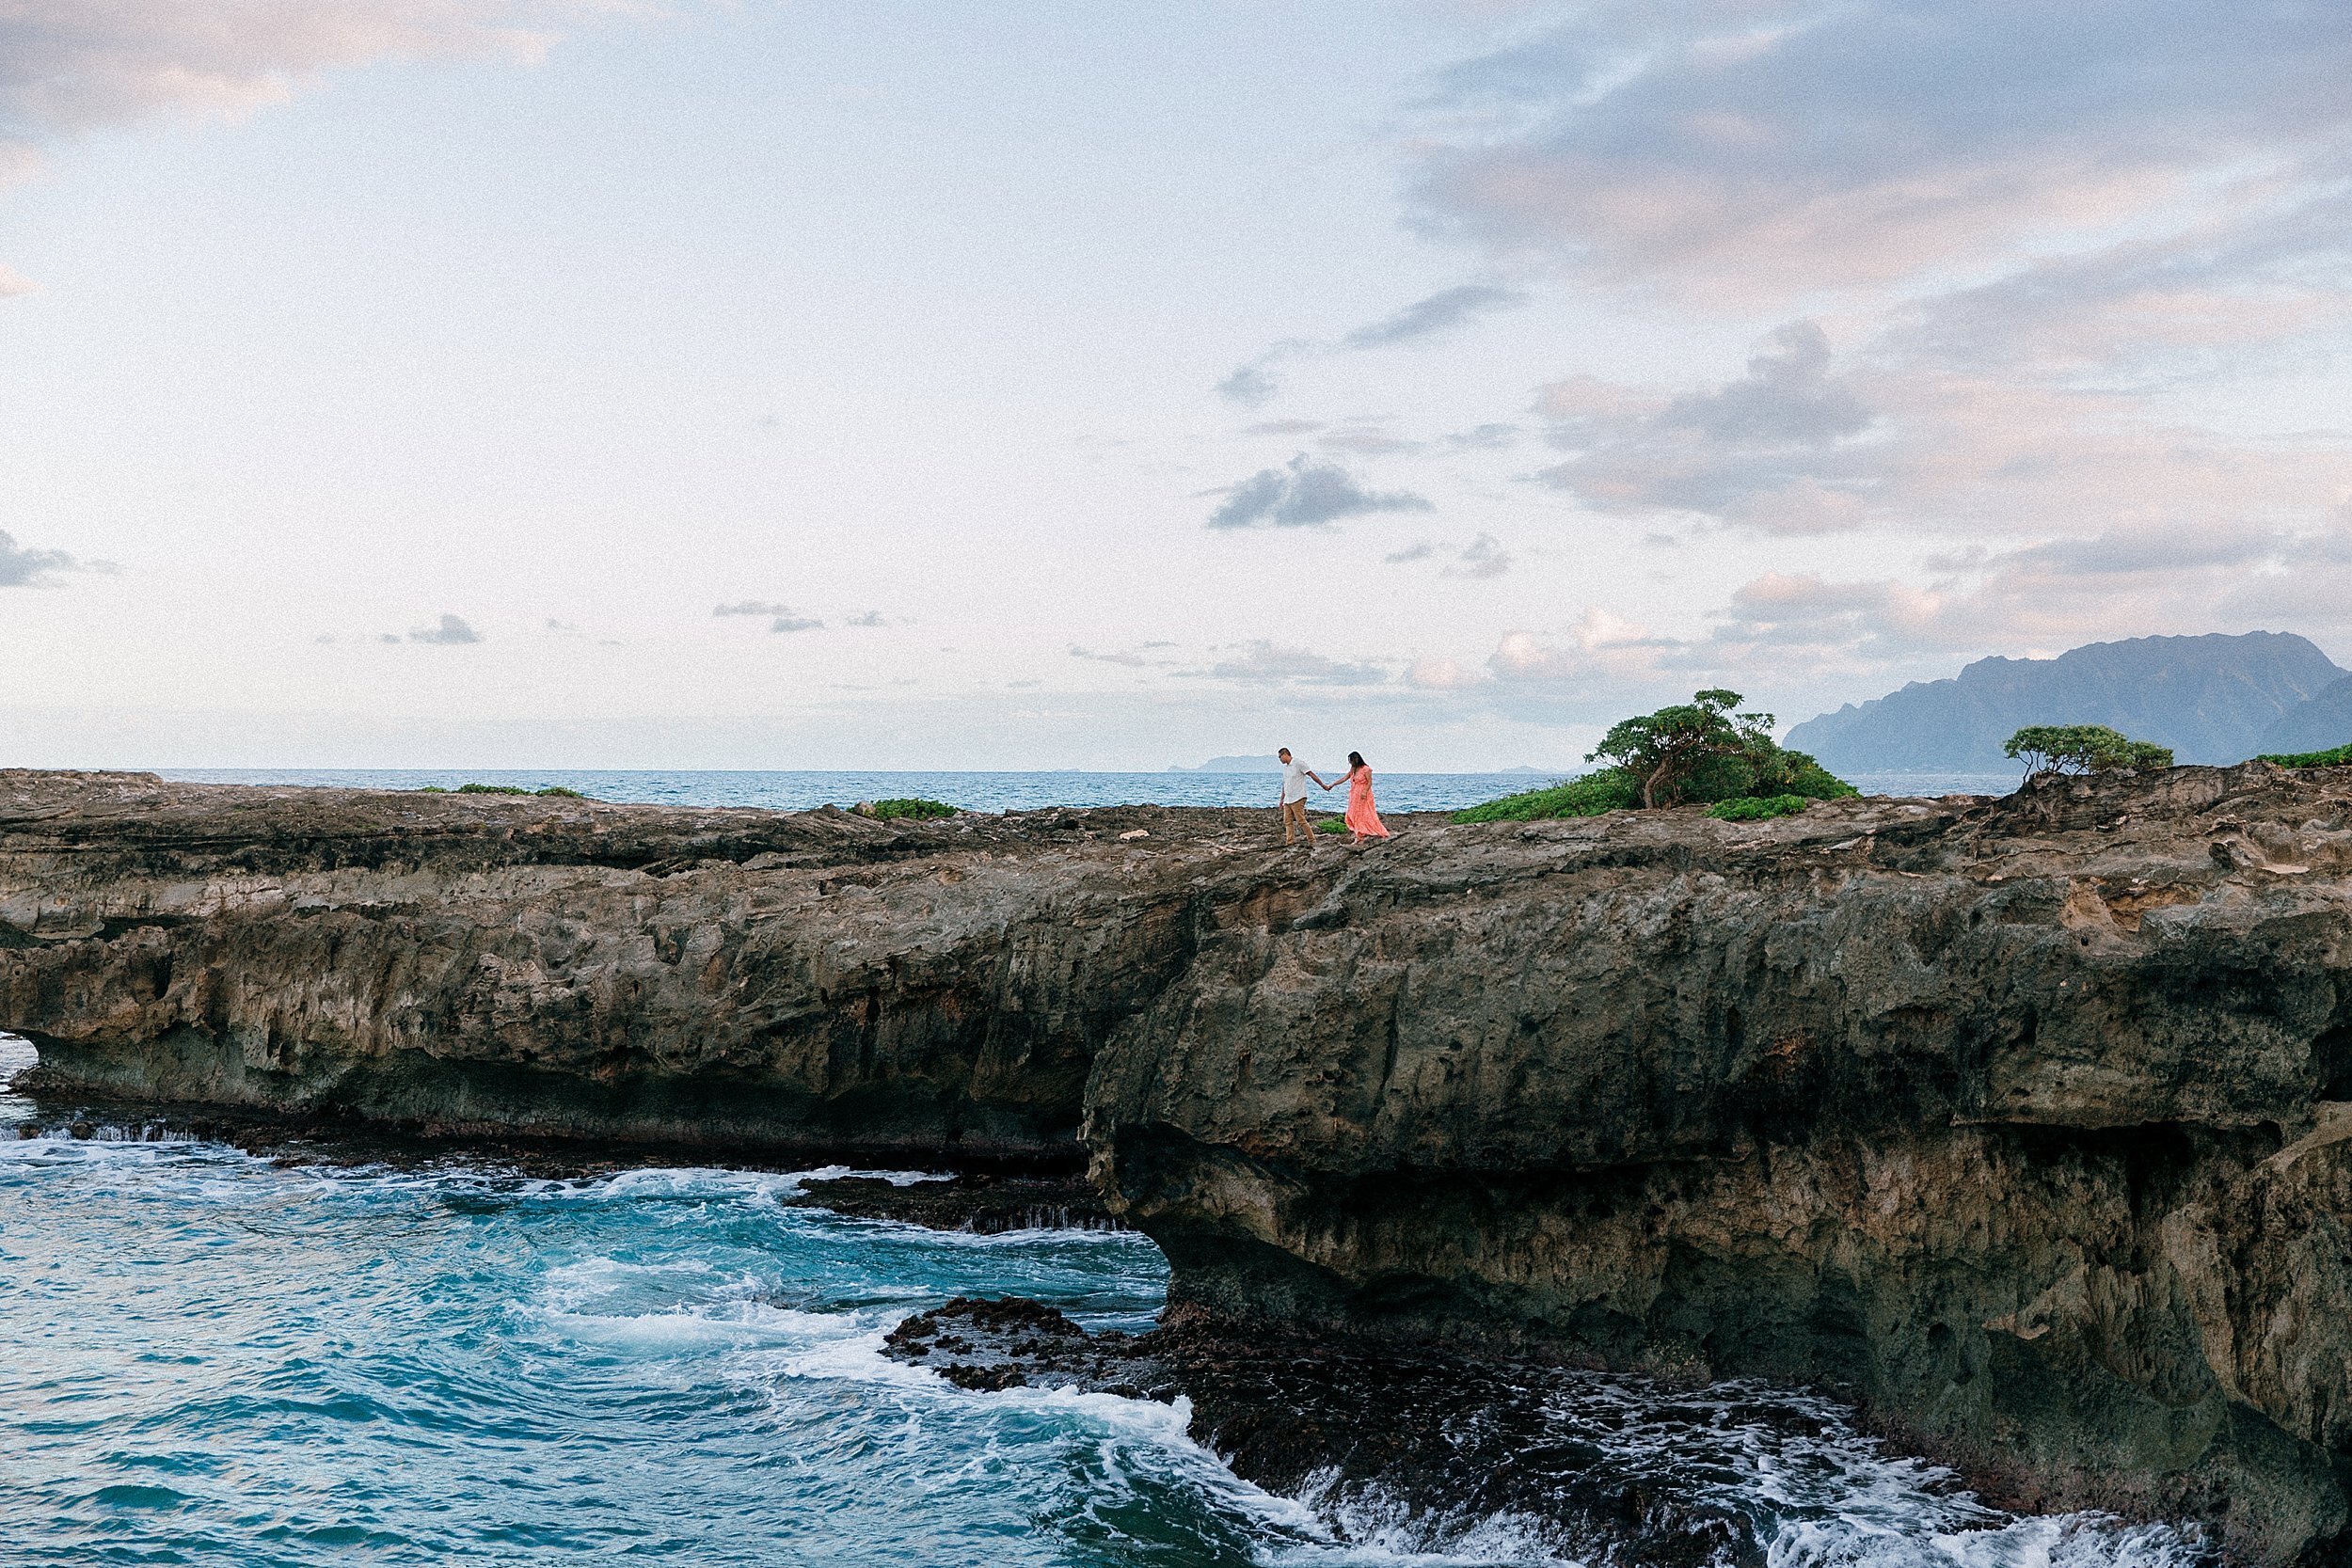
[2,0,2348,771]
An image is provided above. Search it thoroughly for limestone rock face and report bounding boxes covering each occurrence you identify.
[0,770,1241,1161]
[8,765,2352,1560]
[1079,763,2352,1564]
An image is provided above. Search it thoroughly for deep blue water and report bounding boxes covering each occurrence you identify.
[153,768,2020,815]
[0,1037,2205,1566]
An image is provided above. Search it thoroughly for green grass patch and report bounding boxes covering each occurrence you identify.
[865,797,958,820]
[1316,816,1346,834]
[1451,769,1639,824]
[1708,794,1811,822]
[2260,742,2352,768]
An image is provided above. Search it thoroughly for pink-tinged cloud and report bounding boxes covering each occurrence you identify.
[0,2,645,189]
[1410,0,2352,308]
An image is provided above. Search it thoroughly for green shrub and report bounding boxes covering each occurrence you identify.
[2260,742,2352,768]
[2004,724,2173,780]
[1452,768,1640,824]
[866,797,957,820]
[424,783,589,799]
[1315,816,1346,834]
[1708,794,1811,822]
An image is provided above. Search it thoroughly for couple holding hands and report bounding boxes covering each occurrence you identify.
[1278,747,1390,847]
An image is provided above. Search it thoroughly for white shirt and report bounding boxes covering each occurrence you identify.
[1281,759,1313,803]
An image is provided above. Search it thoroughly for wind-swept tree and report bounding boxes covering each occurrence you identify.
[2003,724,2173,781]
[1588,689,1777,808]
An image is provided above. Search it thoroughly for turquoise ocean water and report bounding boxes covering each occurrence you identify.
[9,766,2206,1566]
[0,1035,2203,1567]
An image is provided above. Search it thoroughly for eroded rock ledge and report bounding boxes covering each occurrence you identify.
[6,765,2352,1560]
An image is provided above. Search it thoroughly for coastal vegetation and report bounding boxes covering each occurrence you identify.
[2003,724,2173,780]
[2260,740,2352,768]
[1707,794,1813,822]
[861,798,958,820]
[1453,690,1855,824]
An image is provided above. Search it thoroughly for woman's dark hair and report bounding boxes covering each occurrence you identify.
[1348,752,1366,769]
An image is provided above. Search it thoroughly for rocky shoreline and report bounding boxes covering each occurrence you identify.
[5,765,2351,1561]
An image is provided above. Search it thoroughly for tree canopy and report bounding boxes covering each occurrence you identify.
[1454,691,1855,822]
[2002,724,2173,780]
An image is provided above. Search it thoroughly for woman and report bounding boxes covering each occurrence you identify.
[1323,751,1391,845]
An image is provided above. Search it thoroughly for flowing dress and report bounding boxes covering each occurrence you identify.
[1343,768,1391,839]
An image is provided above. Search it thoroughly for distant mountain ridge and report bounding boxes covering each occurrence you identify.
[2261,675,2352,755]
[1786,632,2347,772]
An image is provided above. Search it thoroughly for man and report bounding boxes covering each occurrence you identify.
[1277,747,1327,847]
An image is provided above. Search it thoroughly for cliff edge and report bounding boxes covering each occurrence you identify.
[5,766,2352,1560]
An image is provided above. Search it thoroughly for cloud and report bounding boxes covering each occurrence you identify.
[1206,454,1433,530]
[1488,610,1681,686]
[0,3,628,212]
[1660,323,1868,445]
[408,613,481,644]
[0,530,84,586]
[1218,283,1529,404]
[1387,533,1518,578]
[712,600,828,631]
[1318,420,1423,456]
[1447,533,1513,578]
[1242,419,1323,436]
[1216,361,1282,407]
[1406,657,1475,690]
[844,610,886,627]
[0,264,36,297]
[1197,640,1389,687]
[1532,320,1881,527]
[1070,643,1172,668]
[1408,1,2352,305]
[1340,283,1528,349]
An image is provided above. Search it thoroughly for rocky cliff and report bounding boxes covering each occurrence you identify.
[0,769,1242,1162]
[6,766,2352,1561]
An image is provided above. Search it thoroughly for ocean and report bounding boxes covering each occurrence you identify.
[0,1036,2206,1566]
[151,768,2025,814]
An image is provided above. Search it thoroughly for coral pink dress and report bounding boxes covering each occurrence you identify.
[1343,768,1391,838]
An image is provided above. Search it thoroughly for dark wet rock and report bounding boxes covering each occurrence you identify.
[882,1297,1971,1567]
[784,1174,1118,1233]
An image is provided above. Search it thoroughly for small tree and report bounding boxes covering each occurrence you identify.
[2003,724,2173,782]
[1588,689,1777,808]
